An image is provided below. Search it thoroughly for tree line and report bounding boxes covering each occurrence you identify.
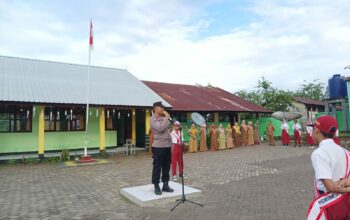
[235,77,327,112]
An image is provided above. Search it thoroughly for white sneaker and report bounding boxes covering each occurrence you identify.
[172,175,177,181]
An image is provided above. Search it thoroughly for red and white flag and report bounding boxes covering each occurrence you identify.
[89,19,93,50]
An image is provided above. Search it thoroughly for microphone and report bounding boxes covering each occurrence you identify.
[162,111,173,122]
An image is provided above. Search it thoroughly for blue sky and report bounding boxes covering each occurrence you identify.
[187,1,256,39]
[1,0,350,92]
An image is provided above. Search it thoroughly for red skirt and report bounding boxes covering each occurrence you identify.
[325,193,350,219]
[281,130,290,145]
[306,134,314,145]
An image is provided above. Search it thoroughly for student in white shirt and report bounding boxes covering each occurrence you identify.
[293,119,302,147]
[281,119,290,146]
[306,119,314,148]
[170,121,184,181]
[307,116,350,219]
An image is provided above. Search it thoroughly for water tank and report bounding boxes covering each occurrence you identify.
[328,74,348,99]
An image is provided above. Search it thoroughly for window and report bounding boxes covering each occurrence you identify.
[218,112,230,122]
[170,112,187,122]
[179,112,187,122]
[170,112,179,122]
[0,105,32,132]
[0,113,11,132]
[70,109,85,131]
[45,107,85,131]
[44,109,55,131]
[105,108,118,130]
[200,112,214,122]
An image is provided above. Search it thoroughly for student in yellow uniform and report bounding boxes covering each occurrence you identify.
[218,124,226,150]
[188,124,198,153]
[247,121,254,146]
[233,122,241,147]
[225,124,234,149]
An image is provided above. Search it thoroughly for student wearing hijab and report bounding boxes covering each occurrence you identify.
[281,119,290,146]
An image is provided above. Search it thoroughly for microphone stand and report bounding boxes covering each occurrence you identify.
[171,120,204,211]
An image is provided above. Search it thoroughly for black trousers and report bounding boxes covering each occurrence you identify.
[152,147,171,185]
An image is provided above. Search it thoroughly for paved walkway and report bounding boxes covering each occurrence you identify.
[0,144,315,220]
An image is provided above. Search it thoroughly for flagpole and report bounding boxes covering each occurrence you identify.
[84,20,92,157]
[84,44,91,157]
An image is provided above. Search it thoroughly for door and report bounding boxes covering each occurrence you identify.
[117,113,125,146]
[136,109,146,148]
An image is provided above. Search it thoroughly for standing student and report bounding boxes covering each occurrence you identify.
[293,119,302,147]
[210,124,218,151]
[188,124,198,153]
[281,119,290,146]
[267,121,275,146]
[247,121,254,146]
[226,124,234,149]
[254,121,260,145]
[241,120,248,146]
[199,124,208,152]
[306,119,314,148]
[307,115,350,219]
[233,122,241,147]
[218,124,226,150]
[171,121,183,181]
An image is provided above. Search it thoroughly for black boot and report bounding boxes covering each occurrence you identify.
[162,182,174,193]
[154,184,162,195]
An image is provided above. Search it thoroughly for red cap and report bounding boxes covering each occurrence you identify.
[308,115,338,135]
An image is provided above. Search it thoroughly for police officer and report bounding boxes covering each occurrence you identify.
[150,101,174,195]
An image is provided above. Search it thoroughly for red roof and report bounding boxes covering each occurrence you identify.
[143,81,272,113]
[292,96,325,106]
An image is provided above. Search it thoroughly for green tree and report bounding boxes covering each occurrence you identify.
[293,79,327,100]
[235,77,293,112]
[235,90,261,105]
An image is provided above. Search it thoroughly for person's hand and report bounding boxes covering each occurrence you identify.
[163,110,170,118]
[336,179,350,188]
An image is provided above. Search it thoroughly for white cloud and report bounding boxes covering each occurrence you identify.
[1,0,350,92]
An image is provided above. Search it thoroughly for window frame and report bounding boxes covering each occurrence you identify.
[105,108,132,131]
[0,105,32,133]
[218,112,230,122]
[44,107,86,132]
[105,108,118,131]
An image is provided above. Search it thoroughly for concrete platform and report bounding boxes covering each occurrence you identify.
[120,181,201,207]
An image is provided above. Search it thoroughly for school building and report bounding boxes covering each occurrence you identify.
[143,81,272,141]
[0,56,170,157]
[0,56,276,158]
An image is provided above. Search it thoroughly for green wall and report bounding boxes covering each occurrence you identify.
[254,117,294,138]
[0,105,40,153]
[0,107,117,154]
[315,111,350,132]
[44,108,117,151]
